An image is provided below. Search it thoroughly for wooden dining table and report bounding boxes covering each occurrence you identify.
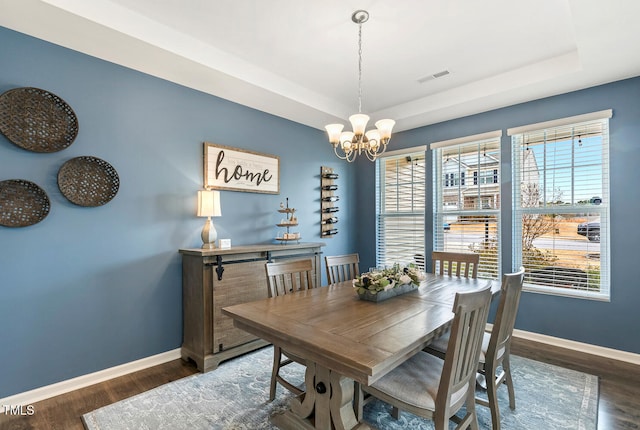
[222,273,498,430]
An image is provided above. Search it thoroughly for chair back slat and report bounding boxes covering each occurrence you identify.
[432,251,480,278]
[437,285,492,412]
[265,259,315,297]
[488,267,525,362]
[325,253,360,284]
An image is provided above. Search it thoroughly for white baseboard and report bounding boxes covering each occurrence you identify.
[512,328,640,366]
[486,324,640,366]
[0,348,181,406]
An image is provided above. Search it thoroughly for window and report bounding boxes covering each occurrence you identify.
[431,131,502,279]
[509,110,611,300]
[376,148,426,268]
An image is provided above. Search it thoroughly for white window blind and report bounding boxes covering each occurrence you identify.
[376,150,426,268]
[432,134,501,279]
[510,111,611,300]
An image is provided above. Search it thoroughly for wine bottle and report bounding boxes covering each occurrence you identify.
[322,173,339,179]
[323,207,339,213]
[321,229,338,236]
[322,185,338,191]
[322,196,339,202]
[322,217,338,224]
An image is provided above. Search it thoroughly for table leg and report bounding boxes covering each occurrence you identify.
[270,361,371,430]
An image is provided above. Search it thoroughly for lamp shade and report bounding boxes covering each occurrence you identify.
[375,119,395,140]
[325,123,344,144]
[349,114,370,136]
[197,190,221,217]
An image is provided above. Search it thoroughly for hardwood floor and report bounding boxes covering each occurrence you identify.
[1,340,638,429]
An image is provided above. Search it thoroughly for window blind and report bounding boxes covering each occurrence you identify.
[511,112,610,300]
[433,136,501,279]
[376,150,426,268]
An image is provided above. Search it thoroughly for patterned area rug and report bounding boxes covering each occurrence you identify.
[82,347,597,430]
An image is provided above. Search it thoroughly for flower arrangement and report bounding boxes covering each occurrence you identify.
[353,264,426,295]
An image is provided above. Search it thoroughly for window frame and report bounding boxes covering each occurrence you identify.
[509,110,612,301]
[431,131,502,280]
[375,146,427,269]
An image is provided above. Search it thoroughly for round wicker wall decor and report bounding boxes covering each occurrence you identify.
[0,179,51,227]
[58,156,120,207]
[0,87,79,153]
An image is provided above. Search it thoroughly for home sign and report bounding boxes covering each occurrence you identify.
[204,142,280,194]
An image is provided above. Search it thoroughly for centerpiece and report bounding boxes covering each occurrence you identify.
[353,264,426,302]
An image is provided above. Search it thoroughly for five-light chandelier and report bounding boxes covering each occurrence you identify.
[325,10,395,162]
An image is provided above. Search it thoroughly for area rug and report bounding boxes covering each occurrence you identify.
[82,347,598,430]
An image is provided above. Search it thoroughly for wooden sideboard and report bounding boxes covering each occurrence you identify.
[179,242,325,372]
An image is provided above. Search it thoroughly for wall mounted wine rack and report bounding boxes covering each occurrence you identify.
[320,166,339,238]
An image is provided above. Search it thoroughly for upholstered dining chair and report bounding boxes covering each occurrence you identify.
[325,253,360,284]
[424,267,526,430]
[432,251,480,278]
[264,258,316,401]
[357,285,492,430]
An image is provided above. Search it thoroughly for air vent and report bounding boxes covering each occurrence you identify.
[417,69,451,83]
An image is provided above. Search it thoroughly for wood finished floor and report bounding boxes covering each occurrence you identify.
[1,339,638,430]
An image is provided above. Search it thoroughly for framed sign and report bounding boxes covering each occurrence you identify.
[204,142,280,194]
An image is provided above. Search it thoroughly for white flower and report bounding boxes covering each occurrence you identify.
[399,274,412,285]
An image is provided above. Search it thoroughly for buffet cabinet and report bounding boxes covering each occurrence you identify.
[179,242,324,372]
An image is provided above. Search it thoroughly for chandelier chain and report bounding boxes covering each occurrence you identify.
[357,21,363,113]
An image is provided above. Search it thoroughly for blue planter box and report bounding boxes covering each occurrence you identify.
[357,283,419,302]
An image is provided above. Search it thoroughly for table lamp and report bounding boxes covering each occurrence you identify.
[197,190,221,249]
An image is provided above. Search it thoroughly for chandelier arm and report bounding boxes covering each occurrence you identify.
[334,144,359,162]
[365,141,389,161]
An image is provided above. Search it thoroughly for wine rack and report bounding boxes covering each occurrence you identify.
[320,166,339,237]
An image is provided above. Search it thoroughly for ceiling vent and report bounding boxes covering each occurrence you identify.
[417,70,451,83]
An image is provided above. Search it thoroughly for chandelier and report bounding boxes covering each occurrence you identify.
[325,10,395,163]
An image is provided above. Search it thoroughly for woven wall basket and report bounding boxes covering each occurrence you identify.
[58,156,120,207]
[0,179,51,227]
[0,87,79,153]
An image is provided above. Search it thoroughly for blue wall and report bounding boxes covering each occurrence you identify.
[0,26,357,398]
[355,77,640,355]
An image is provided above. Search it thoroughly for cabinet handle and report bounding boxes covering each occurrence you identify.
[216,255,224,280]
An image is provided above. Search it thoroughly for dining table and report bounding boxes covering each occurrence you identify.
[222,272,499,430]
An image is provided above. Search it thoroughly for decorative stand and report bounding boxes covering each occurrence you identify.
[276,197,301,244]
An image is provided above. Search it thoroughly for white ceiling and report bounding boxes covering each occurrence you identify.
[2,0,640,133]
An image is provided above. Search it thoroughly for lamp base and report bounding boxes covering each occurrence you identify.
[201,217,218,249]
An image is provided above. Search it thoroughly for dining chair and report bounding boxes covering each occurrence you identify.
[325,253,360,284]
[264,258,316,401]
[424,267,526,430]
[357,285,492,430]
[432,251,480,278]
